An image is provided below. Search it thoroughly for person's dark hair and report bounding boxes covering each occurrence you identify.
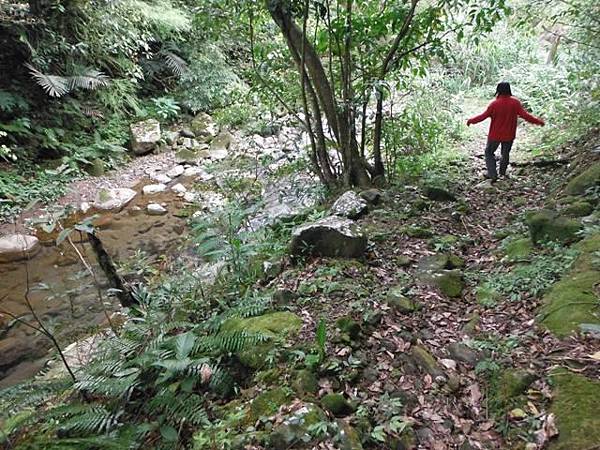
[495,82,512,97]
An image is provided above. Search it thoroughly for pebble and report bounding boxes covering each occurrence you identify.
[147,204,167,215]
[171,183,187,193]
[166,165,185,178]
[142,184,167,195]
[151,173,172,184]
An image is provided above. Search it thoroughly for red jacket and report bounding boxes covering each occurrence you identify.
[468,95,544,141]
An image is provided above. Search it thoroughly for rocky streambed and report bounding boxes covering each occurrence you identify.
[0,113,326,387]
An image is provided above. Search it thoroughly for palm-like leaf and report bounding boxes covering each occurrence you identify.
[160,50,188,77]
[69,69,110,90]
[25,63,70,98]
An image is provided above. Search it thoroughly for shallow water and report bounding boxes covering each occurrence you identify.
[0,179,190,387]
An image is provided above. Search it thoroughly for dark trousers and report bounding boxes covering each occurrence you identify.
[485,140,513,179]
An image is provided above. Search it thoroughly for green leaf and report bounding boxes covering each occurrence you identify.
[56,228,73,246]
[175,332,196,359]
[160,425,179,442]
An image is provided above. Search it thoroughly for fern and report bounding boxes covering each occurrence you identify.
[49,404,123,435]
[25,64,109,98]
[148,389,208,426]
[160,50,188,77]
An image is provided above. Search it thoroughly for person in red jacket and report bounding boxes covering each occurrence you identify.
[467,82,545,182]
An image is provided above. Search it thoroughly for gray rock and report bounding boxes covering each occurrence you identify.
[0,234,40,263]
[171,183,187,194]
[386,287,420,314]
[180,128,195,138]
[190,112,218,141]
[166,165,185,178]
[446,342,482,367]
[150,173,172,184]
[423,185,456,202]
[331,191,368,220]
[142,184,167,195]
[130,119,161,155]
[183,166,206,177]
[163,130,180,146]
[147,203,167,215]
[359,189,384,205]
[94,188,137,211]
[290,216,367,258]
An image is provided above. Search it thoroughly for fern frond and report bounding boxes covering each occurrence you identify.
[49,403,123,435]
[68,69,110,90]
[148,389,208,426]
[25,63,70,97]
[75,372,139,399]
[195,330,269,354]
[160,50,188,77]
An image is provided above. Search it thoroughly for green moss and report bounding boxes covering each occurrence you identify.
[565,162,600,196]
[562,200,593,217]
[433,270,464,297]
[526,209,582,245]
[410,345,444,378]
[248,388,293,423]
[220,312,303,369]
[539,271,600,337]
[336,317,361,340]
[549,369,600,450]
[385,287,420,313]
[98,189,111,202]
[292,370,319,397]
[489,369,536,413]
[396,255,412,267]
[538,234,600,337]
[504,237,533,261]
[405,225,433,238]
[321,393,355,417]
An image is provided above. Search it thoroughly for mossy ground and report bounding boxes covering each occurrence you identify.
[549,369,600,450]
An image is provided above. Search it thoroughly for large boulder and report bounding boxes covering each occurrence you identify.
[94,188,137,211]
[130,119,161,155]
[290,216,367,258]
[0,234,40,263]
[209,131,234,160]
[526,209,582,245]
[423,185,456,202]
[331,191,368,220]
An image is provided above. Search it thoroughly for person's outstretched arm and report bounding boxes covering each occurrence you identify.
[467,105,492,126]
[517,101,545,126]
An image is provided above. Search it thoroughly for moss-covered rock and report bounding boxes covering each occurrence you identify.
[423,185,456,202]
[336,317,361,340]
[526,209,582,245]
[405,225,433,238]
[336,419,364,450]
[492,369,536,411]
[504,237,533,261]
[396,255,413,267]
[248,387,293,423]
[220,312,303,369]
[268,403,326,449]
[321,393,355,417]
[410,345,444,378]
[564,162,600,196]
[562,200,593,217]
[292,370,319,397]
[385,286,420,314]
[549,368,600,450]
[432,270,464,297]
[538,234,600,337]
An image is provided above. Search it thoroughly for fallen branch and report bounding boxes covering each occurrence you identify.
[86,232,137,308]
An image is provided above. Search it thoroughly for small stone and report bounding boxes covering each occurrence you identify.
[86,158,105,176]
[0,234,40,263]
[292,370,319,396]
[80,202,91,214]
[330,191,369,220]
[423,185,456,202]
[183,192,196,202]
[183,166,205,177]
[142,184,167,195]
[386,286,420,314]
[410,345,445,378]
[171,183,187,194]
[526,209,582,245]
[446,342,482,367]
[147,204,167,215]
[272,289,298,305]
[359,188,384,205]
[180,128,195,138]
[164,130,180,145]
[396,255,412,267]
[432,270,464,297]
[94,188,137,211]
[150,173,172,184]
[166,165,185,178]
